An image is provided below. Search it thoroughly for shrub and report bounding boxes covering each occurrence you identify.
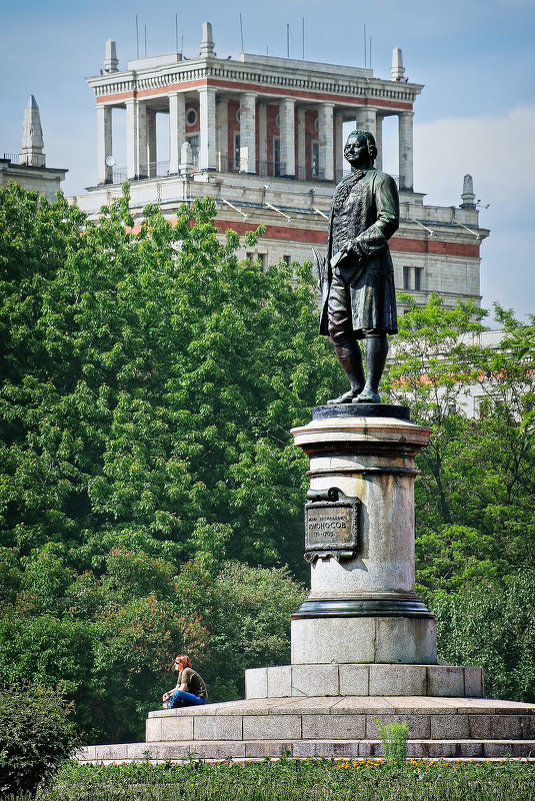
[375,719,409,764]
[0,683,80,797]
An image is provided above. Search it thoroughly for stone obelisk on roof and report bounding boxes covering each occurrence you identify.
[20,94,46,168]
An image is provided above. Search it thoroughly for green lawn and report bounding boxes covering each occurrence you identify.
[11,757,535,801]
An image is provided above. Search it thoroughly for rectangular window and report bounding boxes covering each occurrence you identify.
[402,266,424,291]
[234,133,241,170]
[187,135,199,166]
[311,142,319,177]
[246,252,266,271]
[474,396,491,420]
[283,255,291,267]
[273,137,281,176]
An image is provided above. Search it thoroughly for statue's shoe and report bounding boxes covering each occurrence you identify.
[353,390,381,404]
[327,388,361,404]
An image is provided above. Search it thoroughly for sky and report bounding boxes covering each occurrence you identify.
[1,0,534,321]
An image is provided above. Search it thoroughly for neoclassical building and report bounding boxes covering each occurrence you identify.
[74,22,489,309]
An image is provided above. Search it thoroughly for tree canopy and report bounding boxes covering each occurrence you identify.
[384,293,535,593]
[0,183,333,740]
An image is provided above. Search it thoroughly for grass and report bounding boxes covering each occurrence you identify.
[7,756,535,801]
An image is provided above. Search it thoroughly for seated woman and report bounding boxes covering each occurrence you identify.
[162,655,208,708]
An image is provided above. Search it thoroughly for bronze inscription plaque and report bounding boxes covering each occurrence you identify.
[305,501,359,552]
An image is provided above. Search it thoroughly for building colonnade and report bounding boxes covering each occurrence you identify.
[96,89,415,190]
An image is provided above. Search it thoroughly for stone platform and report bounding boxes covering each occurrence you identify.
[76,695,535,763]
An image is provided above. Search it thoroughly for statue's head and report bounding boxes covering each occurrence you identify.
[344,130,377,165]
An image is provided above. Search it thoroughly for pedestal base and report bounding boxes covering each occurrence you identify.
[291,615,437,665]
[245,663,482,699]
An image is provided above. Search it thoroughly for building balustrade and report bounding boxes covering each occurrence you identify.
[105,161,399,189]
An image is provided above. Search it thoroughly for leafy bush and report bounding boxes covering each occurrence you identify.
[0,683,79,797]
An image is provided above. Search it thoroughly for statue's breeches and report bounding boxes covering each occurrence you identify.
[327,261,398,341]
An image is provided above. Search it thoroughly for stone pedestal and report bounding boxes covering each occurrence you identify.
[290,405,436,666]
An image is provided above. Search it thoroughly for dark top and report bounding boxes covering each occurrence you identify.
[178,667,208,699]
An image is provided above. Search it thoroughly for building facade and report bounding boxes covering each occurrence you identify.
[75,23,489,310]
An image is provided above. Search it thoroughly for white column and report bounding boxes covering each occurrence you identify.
[398,111,414,191]
[126,98,148,179]
[355,106,377,141]
[375,115,384,171]
[216,96,229,171]
[169,92,185,174]
[198,86,217,171]
[125,98,138,179]
[258,102,267,175]
[334,111,344,182]
[297,107,306,181]
[318,102,334,182]
[239,92,256,173]
[137,101,148,178]
[146,109,157,177]
[96,104,113,184]
[279,97,295,177]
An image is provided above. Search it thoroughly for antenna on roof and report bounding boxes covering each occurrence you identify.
[369,36,372,69]
[175,14,179,53]
[287,23,290,57]
[239,13,244,53]
[302,17,305,59]
[144,25,147,57]
[136,15,139,58]
[363,24,367,68]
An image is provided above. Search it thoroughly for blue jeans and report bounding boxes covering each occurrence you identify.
[168,690,206,709]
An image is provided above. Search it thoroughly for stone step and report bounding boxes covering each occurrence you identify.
[75,696,535,765]
[146,696,535,744]
[77,738,535,763]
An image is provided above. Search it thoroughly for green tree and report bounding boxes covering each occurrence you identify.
[385,294,535,593]
[0,183,331,741]
[432,570,535,702]
[189,560,306,701]
[0,183,336,577]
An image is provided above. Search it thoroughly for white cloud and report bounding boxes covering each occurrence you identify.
[413,106,535,208]
[383,106,535,320]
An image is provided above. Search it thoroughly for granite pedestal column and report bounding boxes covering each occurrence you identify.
[291,404,436,668]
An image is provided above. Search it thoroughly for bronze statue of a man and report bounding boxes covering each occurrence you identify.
[319,130,399,404]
